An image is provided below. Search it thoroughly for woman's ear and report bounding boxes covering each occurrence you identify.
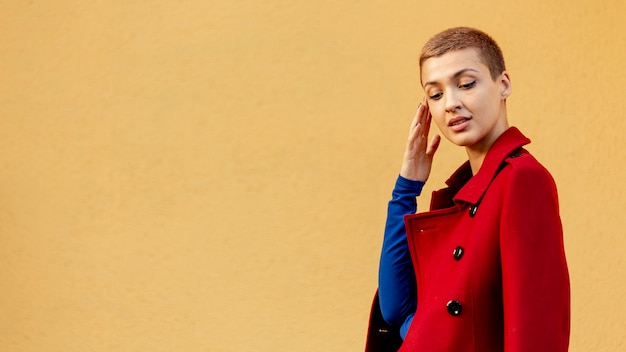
[500,71,512,99]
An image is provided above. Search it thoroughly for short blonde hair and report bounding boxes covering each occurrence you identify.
[420,27,506,81]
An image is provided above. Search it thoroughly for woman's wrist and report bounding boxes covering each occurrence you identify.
[396,174,425,195]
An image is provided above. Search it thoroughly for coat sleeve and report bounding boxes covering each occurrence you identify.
[499,160,570,351]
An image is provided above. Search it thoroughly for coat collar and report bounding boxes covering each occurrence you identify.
[433,127,531,207]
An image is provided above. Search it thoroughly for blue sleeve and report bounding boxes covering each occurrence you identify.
[378,175,424,339]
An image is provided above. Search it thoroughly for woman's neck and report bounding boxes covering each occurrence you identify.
[466,120,509,175]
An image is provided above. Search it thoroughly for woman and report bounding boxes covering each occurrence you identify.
[366,27,570,351]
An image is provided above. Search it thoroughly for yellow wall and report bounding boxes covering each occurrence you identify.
[1,1,624,351]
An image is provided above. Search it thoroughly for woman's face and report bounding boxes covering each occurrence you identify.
[421,48,511,153]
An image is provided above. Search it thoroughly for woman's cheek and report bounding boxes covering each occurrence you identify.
[431,111,446,130]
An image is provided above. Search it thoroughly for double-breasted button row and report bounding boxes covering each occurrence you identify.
[449,245,464,315]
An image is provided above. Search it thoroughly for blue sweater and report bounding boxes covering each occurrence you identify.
[378,175,425,339]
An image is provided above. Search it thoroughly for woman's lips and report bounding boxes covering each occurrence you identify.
[448,116,471,132]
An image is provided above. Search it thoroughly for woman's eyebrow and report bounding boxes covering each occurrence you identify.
[423,68,480,88]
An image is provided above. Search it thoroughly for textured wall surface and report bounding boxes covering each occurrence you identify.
[1,1,624,351]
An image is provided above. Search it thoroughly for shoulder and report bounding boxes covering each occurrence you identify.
[499,149,559,198]
[503,149,554,181]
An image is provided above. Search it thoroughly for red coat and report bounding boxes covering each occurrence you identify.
[367,128,570,351]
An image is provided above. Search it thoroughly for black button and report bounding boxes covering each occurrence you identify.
[453,246,464,260]
[446,300,462,316]
[469,205,478,217]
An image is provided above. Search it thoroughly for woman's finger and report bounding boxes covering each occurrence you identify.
[426,134,441,157]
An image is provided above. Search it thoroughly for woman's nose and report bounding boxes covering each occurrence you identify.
[445,90,462,112]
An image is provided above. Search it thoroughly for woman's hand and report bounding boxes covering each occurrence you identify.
[399,101,441,182]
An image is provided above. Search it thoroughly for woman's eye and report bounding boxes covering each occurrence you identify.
[429,92,443,100]
[460,81,476,89]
